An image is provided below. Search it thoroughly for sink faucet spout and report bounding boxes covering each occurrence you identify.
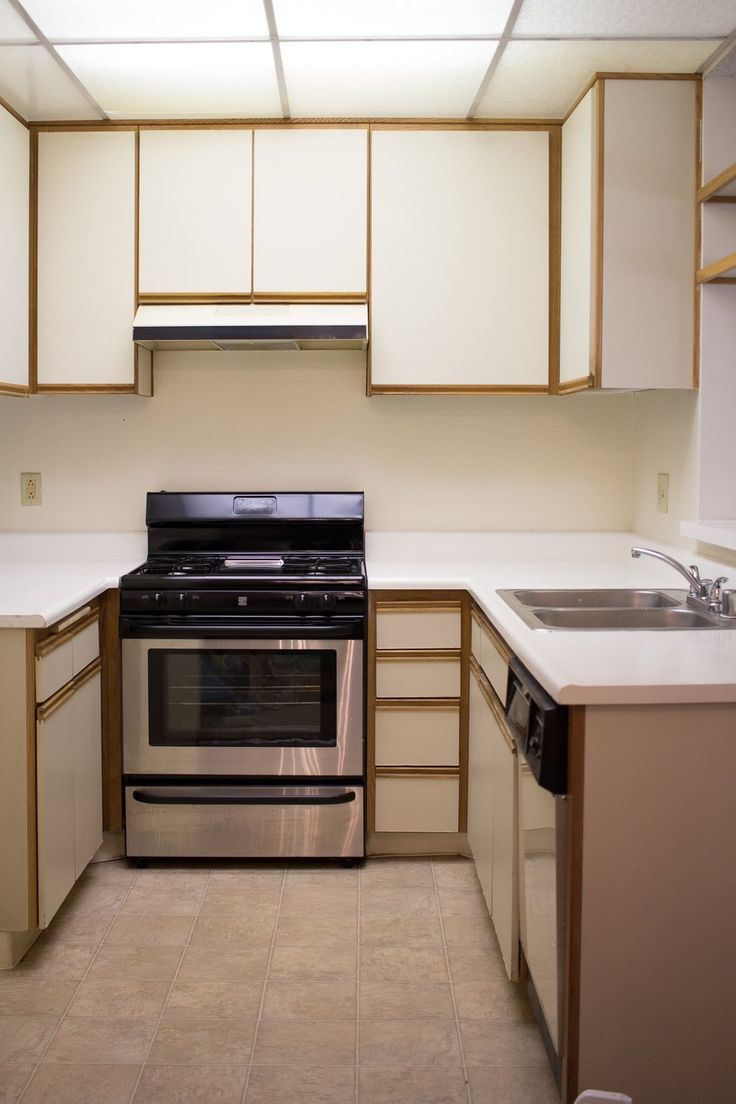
[630,546,710,600]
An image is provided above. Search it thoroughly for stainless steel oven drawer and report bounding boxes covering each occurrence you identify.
[124,784,364,859]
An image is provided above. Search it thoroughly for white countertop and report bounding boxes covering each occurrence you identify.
[2,529,736,705]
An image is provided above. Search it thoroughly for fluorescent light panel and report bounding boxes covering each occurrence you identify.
[515,0,736,39]
[0,43,99,118]
[282,39,497,117]
[56,42,282,118]
[0,0,36,42]
[274,0,514,38]
[21,0,269,40]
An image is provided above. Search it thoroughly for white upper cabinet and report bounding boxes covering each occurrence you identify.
[138,129,253,295]
[560,78,697,391]
[37,129,143,390]
[253,128,367,295]
[370,129,550,391]
[0,104,29,393]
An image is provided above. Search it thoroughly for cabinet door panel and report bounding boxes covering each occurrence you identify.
[253,129,367,294]
[490,712,518,980]
[0,105,29,390]
[371,130,549,388]
[376,608,461,651]
[468,674,494,911]
[73,672,102,876]
[37,698,76,927]
[375,775,459,832]
[375,705,459,767]
[560,87,596,388]
[139,129,252,294]
[37,130,136,387]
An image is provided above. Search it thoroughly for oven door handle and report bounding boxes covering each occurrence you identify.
[120,618,364,640]
[131,787,358,807]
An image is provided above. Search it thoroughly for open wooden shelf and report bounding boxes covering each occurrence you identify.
[698,161,736,203]
[697,252,736,284]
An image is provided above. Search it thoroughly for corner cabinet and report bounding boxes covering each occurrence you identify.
[36,129,150,394]
[369,127,552,393]
[0,103,29,395]
[559,77,697,392]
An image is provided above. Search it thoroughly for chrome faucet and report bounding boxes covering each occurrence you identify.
[631,546,729,614]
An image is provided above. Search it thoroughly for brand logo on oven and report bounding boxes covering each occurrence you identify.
[238,596,248,606]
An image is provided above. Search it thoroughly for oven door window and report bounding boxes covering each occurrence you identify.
[148,649,337,748]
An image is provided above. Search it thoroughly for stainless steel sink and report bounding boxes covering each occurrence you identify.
[496,588,734,630]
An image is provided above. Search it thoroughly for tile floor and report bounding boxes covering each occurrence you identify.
[0,856,559,1104]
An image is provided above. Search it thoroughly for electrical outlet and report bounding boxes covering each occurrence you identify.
[656,472,669,514]
[21,472,42,506]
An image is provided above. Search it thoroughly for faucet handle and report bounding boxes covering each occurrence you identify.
[688,564,702,584]
[709,576,729,606]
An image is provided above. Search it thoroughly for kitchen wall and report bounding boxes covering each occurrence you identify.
[0,352,633,533]
[631,390,699,546]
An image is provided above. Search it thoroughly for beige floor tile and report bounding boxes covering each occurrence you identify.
[104,914,193,948]
[360,859,434,889]
[165,980,263,1019]
[133,870,211,891]
[212,861,285,877]
[44,907,115,945]
[252,1019,356,1066]
[246,1065,355,1103]
[0,1015,58,1063]
[0,1063,34,1103]
[80,860,138,887]
[44,1017,154,1064]
[432,858,480,890]
[86,945,183,981]
[62,882,129,914]
[189,915,276,947]
[360,945,449,983]
[132,1064,247,1103]
[358,1066,468,1104]
[120,885,205,916]
[359,983,454,1020]
[467,1064,559,1103]
[361,887,439,922]
[177,945,270,982]
[274,914,357,948]
[148,1017,256,1066]
[445,946,507,983]
[441,913,498,950]
[359,1021,462,1067]
[22,1062,141,1104]
[359,919,443,949]
[0,978,77,1016]
[459,1021,548,1066]
[207,871,283,893]
[14,941,96,980]
[436,886,492,920]
[279,883,358,915]
[198,894,280,919]
[261,981,357,1020]
[453,981,534,1022]
[284,866,358,887]
[268,944,357,983]
[66,979,170,1020]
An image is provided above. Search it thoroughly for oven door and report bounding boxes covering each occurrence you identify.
[122,628,363,777]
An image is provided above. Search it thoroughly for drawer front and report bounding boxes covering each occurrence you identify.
[72,621,100,677]
[377,607,461,651]
[476,623,509,703]
[36,614,100,704]
[374,774,459,832]
[375,705,459,767]
[376,656,461,699]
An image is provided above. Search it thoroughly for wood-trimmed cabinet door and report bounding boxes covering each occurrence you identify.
[138,128,253,296]
[253,128,367,296]
[560,78,697,392]
[36,130,147,392]
[0,103,29,395]
[370,128,550,392]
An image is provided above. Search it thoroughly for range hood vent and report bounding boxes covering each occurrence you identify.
[133,304,368,352]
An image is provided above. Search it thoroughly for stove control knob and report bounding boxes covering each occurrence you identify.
[294,593,309,611]
[320,593,337,611]
[177,592,186,610]
[153,592,163,609]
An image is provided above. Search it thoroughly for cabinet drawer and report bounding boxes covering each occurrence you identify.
[36,613,100,704]
[375,704,459,767]
[375,774,459,832]
[472,613,509,704]
[376,606,461,650]
[376,654,461,699]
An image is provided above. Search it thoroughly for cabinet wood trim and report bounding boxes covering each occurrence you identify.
[458,592,471,833]
[0,93,29,128]
[471,605,513,664]
[134,128,140,310]
[369,383,549,395]
[100,589,122,833]
[36,609,98,658]
[562,71,699,124]
[565,705,586,1104]
[37,658,101,721]
[373,590,466,603]
[557,375,593,394]
[377,601,461,614]
[376,699,460,712]
[593,79,605,389]
[250,129,255,301]
[697,159,736,203]
[377,649,461,662]
[29,127,38,392]
[0,383,30,395]
[548,125,562,394]
[693,79,702,390]
[48,605,93,635]
[367,592,377,832]
[375,766,460,778]
[25,630,38,929]
[696,252,736,283]
[34,384,139,393]
[470,656,516,754]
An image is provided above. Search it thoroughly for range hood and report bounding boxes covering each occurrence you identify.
[133,303,368,351]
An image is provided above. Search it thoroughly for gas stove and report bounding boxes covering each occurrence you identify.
[127,551,365,584]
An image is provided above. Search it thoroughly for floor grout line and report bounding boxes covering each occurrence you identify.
[431,858,474,1104]
[15,859,145,1104]
[238,864,288,1104]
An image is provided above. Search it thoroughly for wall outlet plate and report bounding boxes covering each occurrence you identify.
[21,472,42,506]
[656,472,669,514]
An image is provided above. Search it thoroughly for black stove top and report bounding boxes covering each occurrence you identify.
[130,552,365,582]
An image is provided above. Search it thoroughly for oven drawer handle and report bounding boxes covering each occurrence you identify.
[131,788,357,807]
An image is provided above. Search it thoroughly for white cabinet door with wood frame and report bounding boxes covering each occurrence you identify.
[253,128,367,296]
[138,128,253,296]
[36,129,149,393]
[560,77,697,392]
[370,128,551,392]
[0,103,29,395]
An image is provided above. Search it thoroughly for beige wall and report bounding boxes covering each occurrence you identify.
[0,352,633,532]
[631,390,699,546]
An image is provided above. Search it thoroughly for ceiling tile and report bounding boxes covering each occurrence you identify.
[0,0,36,42]
[56,42,282,118]
[274,0,513,38]
[515,1,736,39]
[0,44,100,119]
[282,40,496,117]
[475,39,718,119]
[21,0,269,40]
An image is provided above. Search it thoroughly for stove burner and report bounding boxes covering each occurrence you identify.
[137,556,221,577]
[135,553,362,579]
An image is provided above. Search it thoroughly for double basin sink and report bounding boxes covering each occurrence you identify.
[497,588,734,630]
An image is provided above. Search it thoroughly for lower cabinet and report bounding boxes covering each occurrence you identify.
[37,663,102,926]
